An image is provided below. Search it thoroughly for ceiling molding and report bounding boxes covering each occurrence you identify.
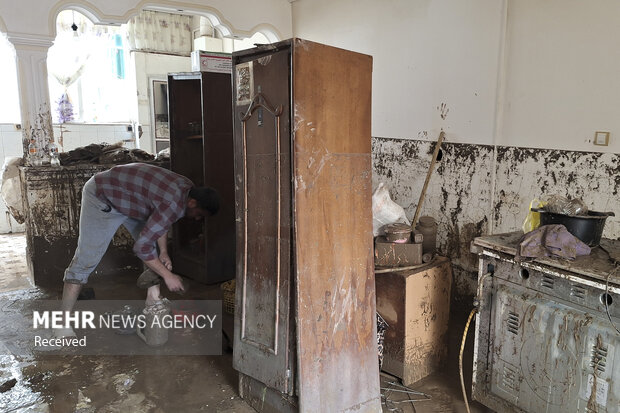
[48,1,283,42]
[6,33,55,48]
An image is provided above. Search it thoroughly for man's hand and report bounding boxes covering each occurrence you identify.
[143,256,186,293]
[163,273,185,292]
[159,252,172,270]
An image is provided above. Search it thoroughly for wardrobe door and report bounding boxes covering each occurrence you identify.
[232,48,294,393]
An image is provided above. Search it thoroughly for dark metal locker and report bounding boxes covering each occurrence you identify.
[167,71,235,284]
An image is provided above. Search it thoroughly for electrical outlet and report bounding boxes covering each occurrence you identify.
[593,131,610,146]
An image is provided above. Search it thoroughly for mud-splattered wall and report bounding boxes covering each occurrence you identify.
[372,137,619,300]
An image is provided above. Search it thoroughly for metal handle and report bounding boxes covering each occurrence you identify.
[239,93,283,355]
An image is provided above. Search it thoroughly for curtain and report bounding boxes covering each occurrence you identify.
[48,11,123,94]
[126,10,192,56]
[48,10,127,123]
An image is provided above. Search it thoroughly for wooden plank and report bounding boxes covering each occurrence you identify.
[292,39,381,413]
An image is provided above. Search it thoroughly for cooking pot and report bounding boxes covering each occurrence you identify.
[383,222,412,243]
[531,208,615,247]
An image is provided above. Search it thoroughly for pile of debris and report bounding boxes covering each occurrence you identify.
[59,143,156,165]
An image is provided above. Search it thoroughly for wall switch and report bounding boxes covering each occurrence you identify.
[594,131,610,146]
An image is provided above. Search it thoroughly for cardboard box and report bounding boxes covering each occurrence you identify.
[191,50,232,74]
[374,236,423,267]
[375,257,452,385]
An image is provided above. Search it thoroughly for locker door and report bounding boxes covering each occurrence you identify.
[232,48,294,393]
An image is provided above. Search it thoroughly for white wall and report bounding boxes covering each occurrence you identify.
[0,122,133,234]
[52,123,134,151]
[292,0,505,145]
[499,0,620,153]
[0,122,134,162]
[293,0,620,154]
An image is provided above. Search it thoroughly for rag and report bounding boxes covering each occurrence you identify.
[516,224,591,262]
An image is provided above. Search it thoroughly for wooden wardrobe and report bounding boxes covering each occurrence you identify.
[232,38,381,413]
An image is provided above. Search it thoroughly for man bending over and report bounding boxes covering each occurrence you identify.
[58,163,218,337]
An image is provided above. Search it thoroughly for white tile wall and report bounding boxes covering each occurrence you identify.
[50,123,133,151]
[0,122,135,234]
[1,130,23,157]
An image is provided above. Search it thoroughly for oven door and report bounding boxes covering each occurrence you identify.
[475,270,619,413]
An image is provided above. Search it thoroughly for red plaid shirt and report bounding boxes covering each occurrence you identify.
[94,163,193,261]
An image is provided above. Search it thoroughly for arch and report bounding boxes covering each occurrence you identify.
[48,1,122,36]
[244,23,280,43]
[49,0,283,42]
[222,22,281,43]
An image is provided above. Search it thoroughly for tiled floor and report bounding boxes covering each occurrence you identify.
[0,232,31,292]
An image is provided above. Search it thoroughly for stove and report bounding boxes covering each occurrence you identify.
[472,233,619,413]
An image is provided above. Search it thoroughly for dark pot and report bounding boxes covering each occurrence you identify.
[531,208,615,247]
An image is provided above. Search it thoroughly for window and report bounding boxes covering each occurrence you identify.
[0,33,21,124]
[111,34,125,80]
[47,11,133,123]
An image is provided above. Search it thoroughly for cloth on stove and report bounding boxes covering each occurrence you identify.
[516,224,591,262]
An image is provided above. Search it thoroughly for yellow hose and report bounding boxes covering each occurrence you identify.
[459,307,478,413]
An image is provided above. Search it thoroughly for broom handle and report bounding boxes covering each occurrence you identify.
[412,131,445,230]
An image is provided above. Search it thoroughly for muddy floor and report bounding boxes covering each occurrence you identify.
[0,233,492,413]
[0,270,253,413]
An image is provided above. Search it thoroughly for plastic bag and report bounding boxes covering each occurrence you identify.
[1,157,25,224]
[522,198,545,233]
[542,194,588,216]
[372,183,410,236]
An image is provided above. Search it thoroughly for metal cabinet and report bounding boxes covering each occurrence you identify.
[472,233,620,413]
[231,39,381,413]
[167,71,235,284]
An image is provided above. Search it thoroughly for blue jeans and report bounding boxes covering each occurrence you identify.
[64,177,145,284]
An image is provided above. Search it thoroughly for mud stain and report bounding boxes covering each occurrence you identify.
[372,137,620,295]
